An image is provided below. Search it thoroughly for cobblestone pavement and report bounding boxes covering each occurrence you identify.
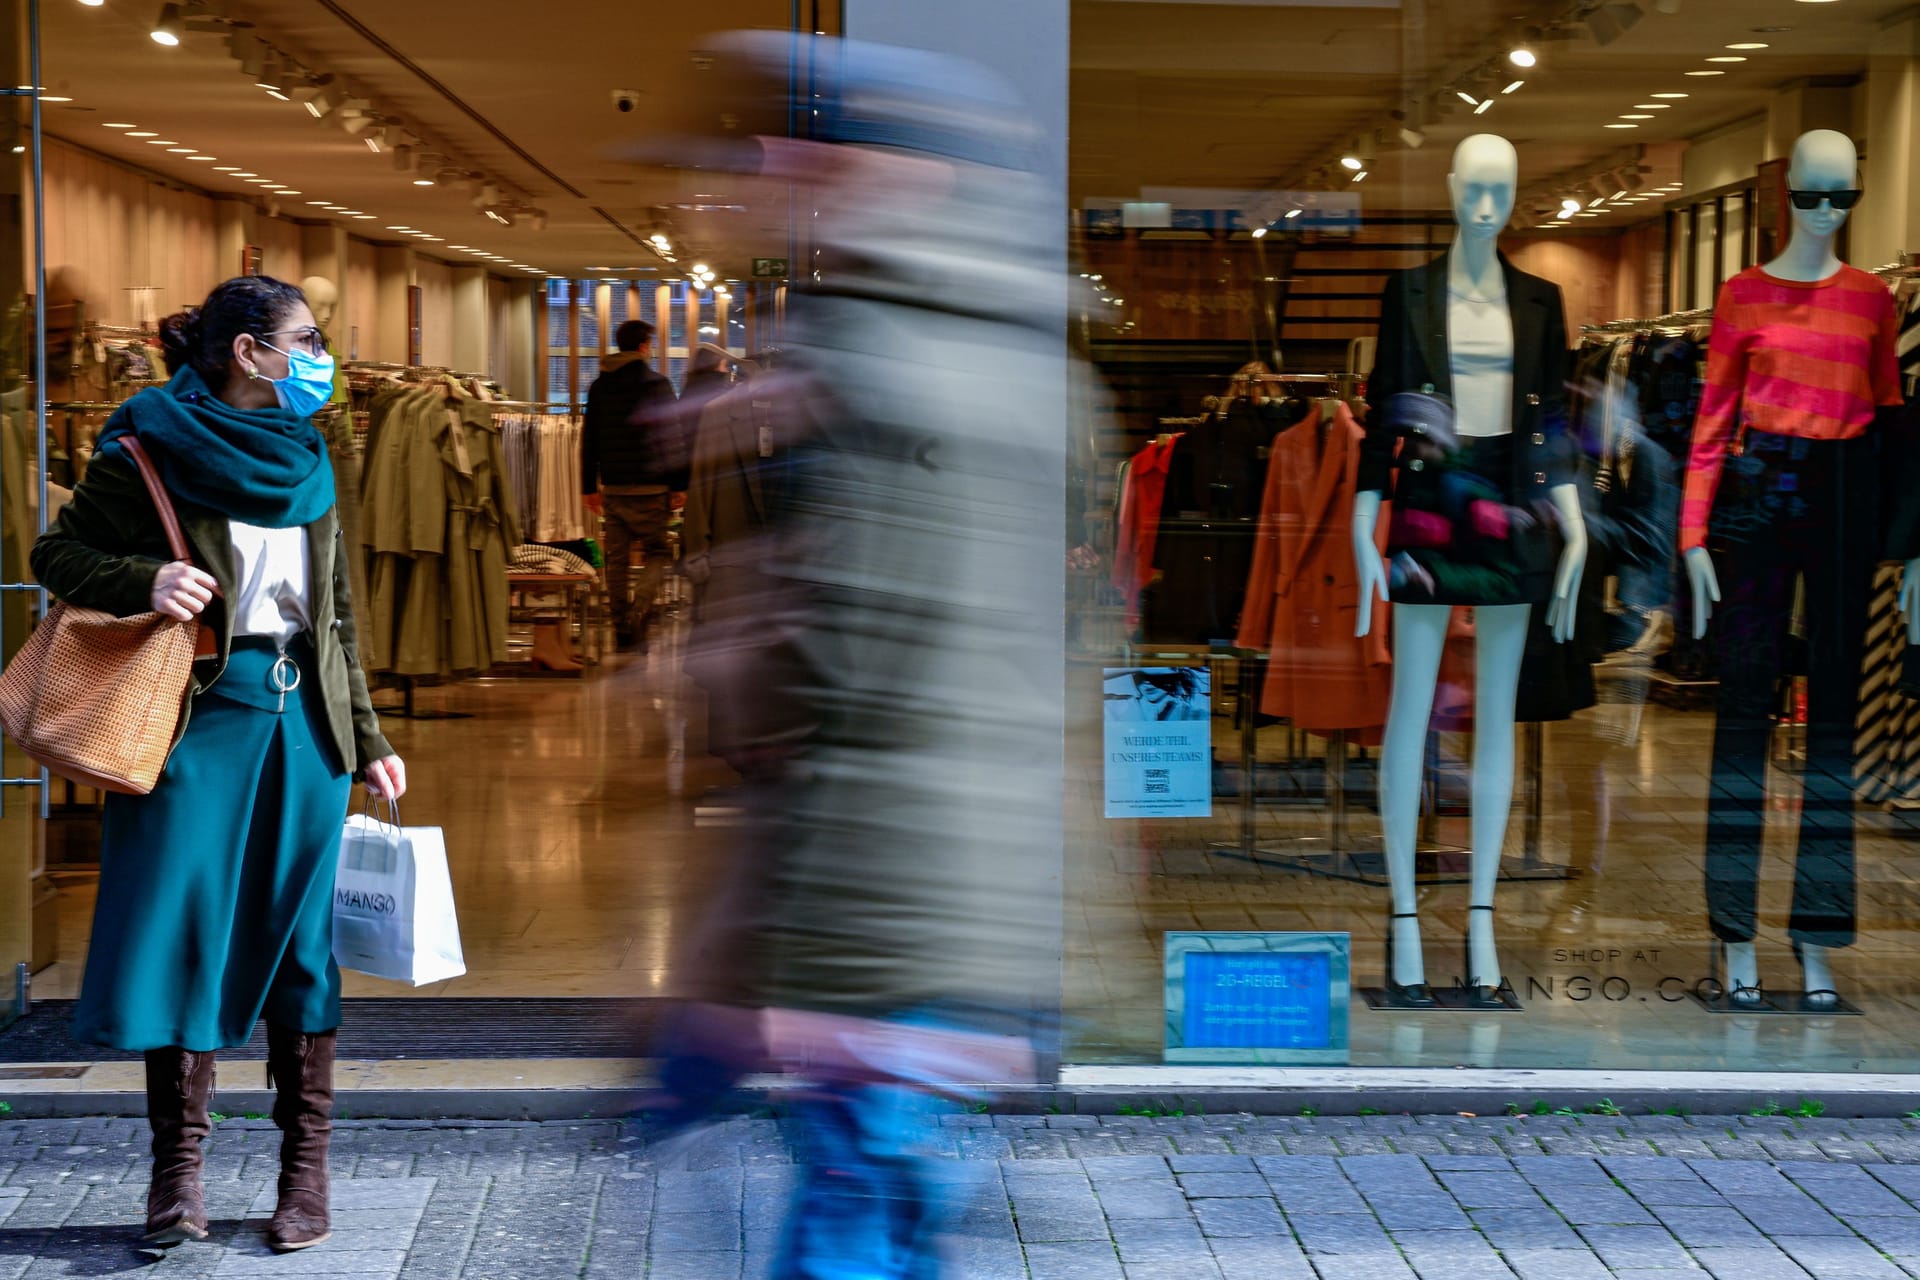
[11,1113,1920,1277]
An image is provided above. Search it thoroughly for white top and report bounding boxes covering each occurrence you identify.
[1447,260,1515,439]
[227,521,311,642]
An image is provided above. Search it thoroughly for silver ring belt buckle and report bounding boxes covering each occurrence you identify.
[269,652,302,712]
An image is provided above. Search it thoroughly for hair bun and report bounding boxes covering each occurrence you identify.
[156,309,201,374]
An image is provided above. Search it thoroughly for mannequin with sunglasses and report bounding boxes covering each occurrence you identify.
[1683,129,1912,1011]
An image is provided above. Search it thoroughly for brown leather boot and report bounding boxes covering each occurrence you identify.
[143,1047,215,1246]
[265,1025,335,1252]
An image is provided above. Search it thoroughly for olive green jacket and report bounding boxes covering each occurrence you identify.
[29,448,393,776]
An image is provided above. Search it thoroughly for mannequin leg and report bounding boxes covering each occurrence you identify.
[1467,604,1529,993]
[1380,605,1450,992]
[1790,435,1873,1006]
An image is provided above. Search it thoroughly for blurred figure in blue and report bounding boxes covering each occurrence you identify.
[647,31,1065,1280]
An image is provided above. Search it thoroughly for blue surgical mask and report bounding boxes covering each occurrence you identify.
[258,341,337,419]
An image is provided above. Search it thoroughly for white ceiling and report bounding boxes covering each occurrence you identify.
[1075,0,1913,226]
[28,0,1918,279]
[34,0,804,281]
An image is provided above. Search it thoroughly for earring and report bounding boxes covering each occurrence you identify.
[246,367,259,380]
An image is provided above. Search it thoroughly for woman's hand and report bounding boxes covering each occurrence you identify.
[364,755,407,802]
[151,561,216,621]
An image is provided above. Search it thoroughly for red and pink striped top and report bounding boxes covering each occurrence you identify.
[1681,263,1901,550]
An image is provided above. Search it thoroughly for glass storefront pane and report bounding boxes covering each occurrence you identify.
[1066,0,1920,1073]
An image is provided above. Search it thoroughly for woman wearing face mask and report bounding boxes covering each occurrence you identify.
[30,275,403,1253]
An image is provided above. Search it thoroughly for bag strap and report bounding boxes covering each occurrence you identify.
[116,437,193,564]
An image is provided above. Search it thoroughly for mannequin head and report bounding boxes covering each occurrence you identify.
[300,275,340,332]
[1448,134,1519,242]
[1785,129,1860,244]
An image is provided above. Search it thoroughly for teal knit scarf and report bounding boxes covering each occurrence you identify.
[95,366,335,529]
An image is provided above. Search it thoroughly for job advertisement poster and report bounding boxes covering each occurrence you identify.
[1103,667,1211,818]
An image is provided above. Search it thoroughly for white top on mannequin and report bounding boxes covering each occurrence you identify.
[1352,132,1588,643]
[300,276,339,335]
[228,520,310,642]
[1447,256,1514,438]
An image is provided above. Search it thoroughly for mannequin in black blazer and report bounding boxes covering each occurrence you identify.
[1350,133,1588,1013]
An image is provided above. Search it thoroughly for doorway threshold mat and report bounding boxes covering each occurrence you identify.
[0,998,664,1062]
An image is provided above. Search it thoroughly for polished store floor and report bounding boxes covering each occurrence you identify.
[1065,653,1920,1073]
[37,628,738,1006]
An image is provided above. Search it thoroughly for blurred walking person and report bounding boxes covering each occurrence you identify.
[644,33,1066,1279]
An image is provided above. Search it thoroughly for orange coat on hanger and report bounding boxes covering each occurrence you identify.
[1236,401,1392,738]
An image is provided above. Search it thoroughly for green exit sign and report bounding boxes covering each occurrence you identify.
[752,257,790,279]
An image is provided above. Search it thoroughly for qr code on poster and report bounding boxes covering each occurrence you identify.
[1144,769,1170,794]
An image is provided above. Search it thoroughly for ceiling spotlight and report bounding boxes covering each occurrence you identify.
[1456,90,1479,106]
[257,56,289,100]
[102,122,136,128]
[365,136,382,153]
[1251,226,1268,239]
[1509,46,1537,68]
[150,3,184,46]
[693,262,711,275]
[413,178,435,187]
[1340,154,1363,170]
[1560,198,1583,216]
[1351,170,1368,183]
[1474,98,1495,115]
[78,0,105,6]
[1584,3,1644,47]
[1503,80,1525,95]
[1284,208,1303,220]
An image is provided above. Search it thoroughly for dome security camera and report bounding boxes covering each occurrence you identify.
[612,89,641,114]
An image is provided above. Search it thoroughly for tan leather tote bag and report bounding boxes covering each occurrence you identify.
[0,437,206,795]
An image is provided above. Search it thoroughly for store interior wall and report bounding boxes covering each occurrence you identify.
[23,137,537,393]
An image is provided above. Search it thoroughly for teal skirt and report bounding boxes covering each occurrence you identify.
[73,636,353,1052]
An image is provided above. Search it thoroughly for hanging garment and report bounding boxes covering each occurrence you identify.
[1111,436,1176,631]
[358,386,519,677]
[1235,402,1391,737]
[1143,401,1268,642]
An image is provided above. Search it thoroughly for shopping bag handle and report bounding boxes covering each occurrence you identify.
[359,792,402,834]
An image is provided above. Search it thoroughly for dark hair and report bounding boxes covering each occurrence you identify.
[690,345,725,375]
[158,275,309,387]
[615,319,655,352]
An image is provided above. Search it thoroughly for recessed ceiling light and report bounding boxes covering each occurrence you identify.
[1635,104,1672,109]
[126,131,157,138]
[1706,56,1748,63]
[412,179,435,186]
[1604,123,1640,129]
[353,214,376,220]
[307,200,330,206]
[1621,114,1654,120]
[185,155,215,161]
[144,139,177,146]
[386,226,412,231]
[166,147,194,153]
[278,190,302,196]
[40,96,72,103]
[232,172,257,178]
[338,209,361,215]
[1651,92,1689,99]
[1576,212,1601,218]
[1727,42,1770,50]
[1685,70,1726,77]
[102,123,136,129]
[448,245,468,250]
[422,237,444,242]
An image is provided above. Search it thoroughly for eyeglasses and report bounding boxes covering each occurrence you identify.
[261,326,327,356]
[1787,189,1863,211]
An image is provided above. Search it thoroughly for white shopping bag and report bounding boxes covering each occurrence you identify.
[332,805,466,986]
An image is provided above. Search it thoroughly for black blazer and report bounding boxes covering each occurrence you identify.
[1360,250,1575,501]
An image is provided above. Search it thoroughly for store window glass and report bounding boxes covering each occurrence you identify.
[1065,0,1920,1073]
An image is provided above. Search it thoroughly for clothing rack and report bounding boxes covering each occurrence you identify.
[1582,306,1713,336]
